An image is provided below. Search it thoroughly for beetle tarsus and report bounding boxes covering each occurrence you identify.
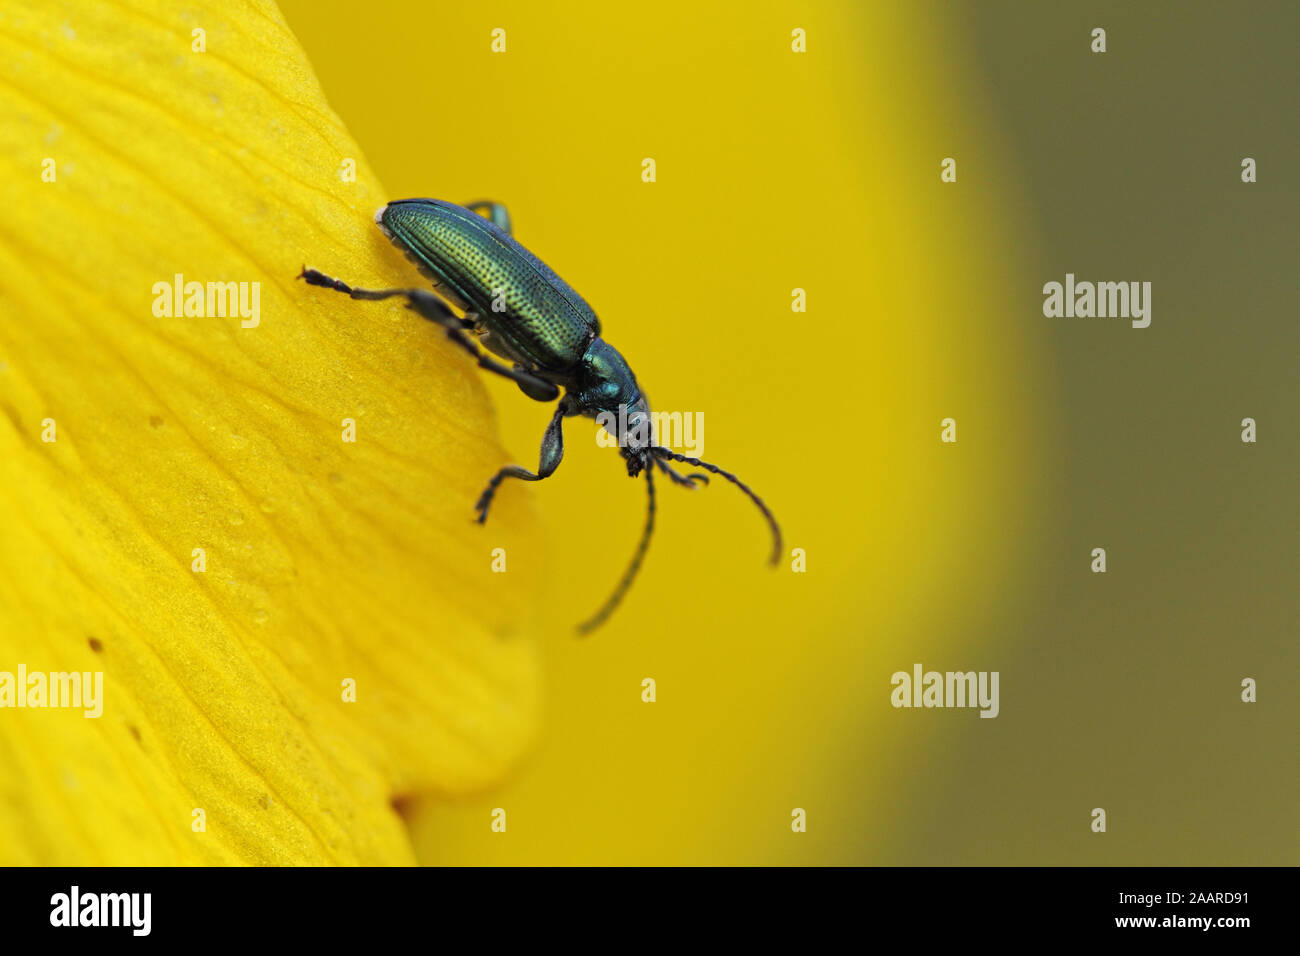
[299,266,353,295]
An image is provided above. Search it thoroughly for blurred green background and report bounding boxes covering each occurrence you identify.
[278,0,1297,864]
[904,0,1299,864]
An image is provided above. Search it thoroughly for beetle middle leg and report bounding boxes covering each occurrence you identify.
[475,400,569,524]
[299,267,559,401]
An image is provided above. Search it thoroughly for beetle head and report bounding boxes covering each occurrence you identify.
[618,397,654,476]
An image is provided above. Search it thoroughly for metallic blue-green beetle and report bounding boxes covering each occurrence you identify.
[301,199,780,632]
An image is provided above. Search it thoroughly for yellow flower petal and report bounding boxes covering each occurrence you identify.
[0,0,542,864]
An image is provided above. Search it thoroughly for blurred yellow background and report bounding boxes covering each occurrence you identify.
[281,0,1297,864]
[278,0,1049,864]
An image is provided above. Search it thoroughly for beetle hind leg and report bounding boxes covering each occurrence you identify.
[299,267,559,400]
[299,267,472,322]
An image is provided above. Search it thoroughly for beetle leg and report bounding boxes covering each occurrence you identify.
[443,326,560,401]
[299,267,560,401]
[299,267,472,322]
[475,402,568,524]
[463,200,512,235]
[512,363,562,402]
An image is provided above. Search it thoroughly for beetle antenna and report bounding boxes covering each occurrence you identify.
[654,455,709,488]
[577,466,657,635]
[650,447,781,565]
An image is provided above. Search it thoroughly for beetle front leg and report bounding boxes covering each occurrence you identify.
[475,401,568,524]
[299,267,559,401]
